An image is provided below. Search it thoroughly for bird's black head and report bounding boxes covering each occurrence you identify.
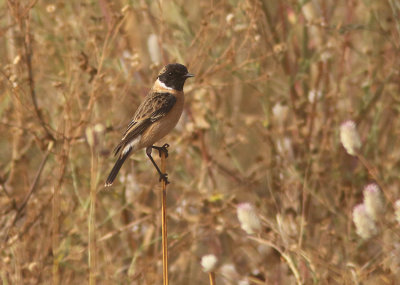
[157,63,194,91]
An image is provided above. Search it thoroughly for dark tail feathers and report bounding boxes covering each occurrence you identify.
[105,150,131,187]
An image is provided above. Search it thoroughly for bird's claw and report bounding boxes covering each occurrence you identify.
[153,144,170,158]
[159,173,170,184]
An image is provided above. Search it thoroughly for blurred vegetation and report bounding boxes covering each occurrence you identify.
[1,0,400,284]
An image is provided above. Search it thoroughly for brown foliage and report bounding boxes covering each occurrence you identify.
[1,0,400,284]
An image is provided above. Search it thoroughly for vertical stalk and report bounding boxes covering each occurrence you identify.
[89,147,98,285]
[52,186,60,285]
[208,272,216,285]
[160,152,168,285]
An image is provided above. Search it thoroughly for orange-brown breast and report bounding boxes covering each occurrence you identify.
[138,91,184,148]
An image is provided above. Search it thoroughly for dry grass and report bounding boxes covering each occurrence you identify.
[1,0,400,284]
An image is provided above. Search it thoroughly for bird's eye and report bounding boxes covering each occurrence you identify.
[168,72,172,76]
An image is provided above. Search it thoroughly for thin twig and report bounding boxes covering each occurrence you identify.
[89,145,98,285]
[52,138,68,285]
[2,194,53,250]
[161,151,168,285]
[23,16,55,141]
[10,141,54,228]
[52,180,60,285]
[98,216,150,242]
[49,110,69,284]
[208,272,216,285]
[356,153,392,202]
[248,236,303,285]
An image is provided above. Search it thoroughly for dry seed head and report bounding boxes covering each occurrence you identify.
[46,4,56,13]
[201,254,218,273]
[147,34,161,65]
[287,10,297,24]
[226,13,234,24]
[340,120,361,156]
[272,102,289,125]
[308,89,322,103]
[386,242,400,274]
[395,200,400,224]
[85,126,95,148]
[85,124,105,149]
[220,263,239,281]
[237,203,262,234]
[352,204,377,239]
[363,183,384,220]
[13,55,21,65]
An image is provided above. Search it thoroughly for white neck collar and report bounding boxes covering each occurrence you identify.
[156,78,173,90]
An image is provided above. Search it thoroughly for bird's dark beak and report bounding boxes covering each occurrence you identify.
[184,73,195,78]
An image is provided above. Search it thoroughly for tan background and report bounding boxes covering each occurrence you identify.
[1,0,400,284]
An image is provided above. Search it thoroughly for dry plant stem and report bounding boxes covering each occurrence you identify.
[98,216,150,242]
[356,153,392,201]
[248,236,302,285]
[23,17,55,141]
[298,160,311,249]
[52,188,59,285]
[6,10,22,188]
[71,19,122,140]
[52,141,68,285]
[355,154,379,180]
[11,141,54,228]
[161,152,169,285]
[89,147,98,285]
[208,272,216,285]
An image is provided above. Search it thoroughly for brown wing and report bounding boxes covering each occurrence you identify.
[113,92,177,156]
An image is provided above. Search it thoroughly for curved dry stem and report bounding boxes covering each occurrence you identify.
[248,236,303,285]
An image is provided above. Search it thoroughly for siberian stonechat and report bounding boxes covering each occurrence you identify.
[105,63,194,187]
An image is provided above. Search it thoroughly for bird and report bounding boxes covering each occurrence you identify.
[105,63,194,187]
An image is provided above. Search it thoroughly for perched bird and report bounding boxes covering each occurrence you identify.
[105,63,194,187]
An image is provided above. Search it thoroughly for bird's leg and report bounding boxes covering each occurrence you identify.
[152,143,170,158]
[146,146,169,184]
